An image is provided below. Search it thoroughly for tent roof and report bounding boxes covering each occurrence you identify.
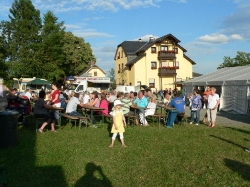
[183,65,250,86]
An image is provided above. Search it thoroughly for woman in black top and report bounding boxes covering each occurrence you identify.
[33,90,56,133]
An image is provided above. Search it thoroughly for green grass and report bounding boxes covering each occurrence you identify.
[1,119,250,187]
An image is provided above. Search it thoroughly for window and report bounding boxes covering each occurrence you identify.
[174,48,178,54]
[151,62,157,69]
[122,63,124,71]
[121,50,123,58]
[151,47,156,53]
[117,52,120,59]
[149,78,155,88]
[161,46,168,51]
[118,64,121,73]
[128,65,131,71]
[94,71,97,76]
[76,85,84,92]
[162,61,169,67]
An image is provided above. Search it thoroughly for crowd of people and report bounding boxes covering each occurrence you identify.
[0,77,239,149]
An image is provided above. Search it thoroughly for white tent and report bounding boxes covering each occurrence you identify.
[183,66,250,114]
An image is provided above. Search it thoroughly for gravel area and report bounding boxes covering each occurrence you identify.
[185,107,250,127]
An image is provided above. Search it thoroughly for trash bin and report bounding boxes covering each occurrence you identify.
[0,110,19,149]
[165,110,179,128]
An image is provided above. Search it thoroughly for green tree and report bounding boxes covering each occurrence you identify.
[35,11,65,81]
[0,28,8,79]
[217,51,250,69]
[107,68,116,87]
[2,0,42,77]
[62,32,95,75]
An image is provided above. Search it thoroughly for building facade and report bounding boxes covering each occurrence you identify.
[114,34,196,90]
[78,62,106,77]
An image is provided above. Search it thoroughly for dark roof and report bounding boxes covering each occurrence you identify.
[176,44,187,52]
[136,34,181,54]
[126,54,146,66]
[193,72,203,77]
[155,34,181,43]
[119,41,147,54]
[78,65,106,76]
[184,54,196,65]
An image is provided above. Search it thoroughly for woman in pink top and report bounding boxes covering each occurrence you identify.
[98,94,108,116]
[88,91,100,107]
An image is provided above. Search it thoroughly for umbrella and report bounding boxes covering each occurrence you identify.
[27,78,51,85]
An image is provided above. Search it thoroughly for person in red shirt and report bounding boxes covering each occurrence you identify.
[50,82,61,127]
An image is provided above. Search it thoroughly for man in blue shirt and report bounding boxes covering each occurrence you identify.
[133,91,148,125]
[169,92,185,124]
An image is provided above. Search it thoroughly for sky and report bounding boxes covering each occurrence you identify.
[0,0,250,75]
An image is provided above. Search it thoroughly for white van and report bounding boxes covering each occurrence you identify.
[116,85,141,93]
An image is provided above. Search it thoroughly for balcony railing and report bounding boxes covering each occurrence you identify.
[158,51,176,60]
[158,67,177,76]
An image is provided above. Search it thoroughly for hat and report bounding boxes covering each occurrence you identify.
[114,100,124,106]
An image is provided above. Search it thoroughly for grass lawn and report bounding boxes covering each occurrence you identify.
[1,118,250,187]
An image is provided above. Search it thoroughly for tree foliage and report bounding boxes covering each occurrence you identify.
[62,32,95,76]
[0,0,96,82]
[107,68,116,87]
[217,51,250,69]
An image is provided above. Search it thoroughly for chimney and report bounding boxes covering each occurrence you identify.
[149,37,155,42]
[90,61,95,66]
[138,38,142,42]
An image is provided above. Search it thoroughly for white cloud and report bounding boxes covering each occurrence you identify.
[166,0,187,3]
[72,29,114,38]
[33,0,162,12]
[100,46,116,52]
[64,24,82,29]
[83,17,105,21]
[134,34,159,41]
[197,33,243,44]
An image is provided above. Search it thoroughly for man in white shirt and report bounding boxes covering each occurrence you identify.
[207,87,220,128]
[24,89,32,100]
[66,93,85,116]
[107,90,117,103]
[83,91,90,104]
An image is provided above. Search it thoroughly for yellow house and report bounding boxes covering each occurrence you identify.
[78,63,106,77]
[114,34,196,90]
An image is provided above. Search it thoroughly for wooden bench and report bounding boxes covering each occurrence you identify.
[124,114,137,127]
[146,113,166,127]
[61,113,79,128]
[29,112,47,132]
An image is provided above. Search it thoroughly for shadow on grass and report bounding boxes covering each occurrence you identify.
[217,111,250,124]
[210,135,245,149]
[224,127,250,136]
[74,162,113,187]
[224,159,250,182]
[0,123,67,187]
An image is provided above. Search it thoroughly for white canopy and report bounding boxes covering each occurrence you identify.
[183,65,250,114]
[183,66,250,86]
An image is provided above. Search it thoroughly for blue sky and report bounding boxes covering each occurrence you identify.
[0,0,250,75]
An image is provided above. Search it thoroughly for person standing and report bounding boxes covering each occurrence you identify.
[50,82,61,124]
[0,78,9,112]
[189,89,202,125]
[202,86,211,123]
[109,100,126,148]
[160,89,164,100]
[207,87,220,128]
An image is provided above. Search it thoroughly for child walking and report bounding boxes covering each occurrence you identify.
[109,100,127,148]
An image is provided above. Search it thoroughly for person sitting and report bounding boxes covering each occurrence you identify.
[34,90,57,133]
[121,93,133,115]
[0,78,9,112]
[24,88,33,100]
[66,92,85,116]
[133,91,148,125]
[140,97,156,126]
[163,93,171,106]
[107,90,117,103]
[87,91,100,127]
[83,91,90,104]
[146,89,157,102]
[97,93,109,116]
[169,91,185,124]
